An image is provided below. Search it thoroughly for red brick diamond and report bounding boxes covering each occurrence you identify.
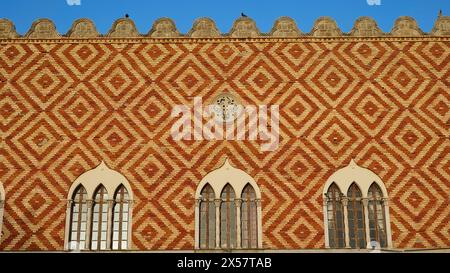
[106,132,123,147]
[253,72,269,89]
[37,74,54,89]
[406,191,424,208]
[325,72,341,87]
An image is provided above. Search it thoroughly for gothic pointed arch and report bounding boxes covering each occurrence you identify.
[322,159,392,249]
[368,183,388,248]
[65,161,134,251]
[199,183,216,249]
[325,183,345,248]
[347,183,366,248]
[241,183,258,249]
[195,158,262,249]
[112,185,130,250]
[220,183,237,249]
[68,185,88,250]
[91,185,109,250]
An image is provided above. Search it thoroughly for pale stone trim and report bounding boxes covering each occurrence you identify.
[342,198,350,248]
[323,159,388,198]
[323,159,392,249]
[66,18,99,38]
[362,199,371,248]
[270,17,302,37]
[188,17,220,38]
[148,18,180,38]
[350,16,384,37]
[195,158,262,249]
[432,15,450,36]
[25,18,60,39]
[84,199,93,250]
[235,199,242,248]
[195,159,261,199]
[0,18,19,39]
[63,200,72,250]
[383,198,393,248]
[2,16,450,39]
[106,199,114,250]
[65,161,134,250]
[0,182,4,240]
[1,37,449,44]
[322,197,330,248]
[67,161,134,200]
[391,16,424,37]
[194,199,201,249]
[107,18,140,38]
[214,199,221,249]
[310,17,342,37]
[256,199,263,249]
[229,17,260,38]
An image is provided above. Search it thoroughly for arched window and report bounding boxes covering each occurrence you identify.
[326,183,345,248]
[323,159,392,249]
[112,185,129,250]
[91,185,109,250]
[368,183,387,248]
[68,185,88,250]
[241,184,257,249]
[347,183,366,248]
[65,162,134,251]
[220,184,237,249]
[199,184,216,249]
[195,159,262,250]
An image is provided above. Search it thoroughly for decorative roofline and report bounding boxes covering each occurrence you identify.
[1,15,449,39]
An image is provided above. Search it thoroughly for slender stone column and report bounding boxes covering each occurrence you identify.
[106,199,114,250]
[383,198,393,248]
[127,199,134,250]
[256,199,263,249]
[64,200,73,250]
[342,197,350,248]
[362,198,371,248]
[194,199,201,249]
[322,197,330,248]
[214,199,221,249]
[85,199,93,250]
[235,199,242,249]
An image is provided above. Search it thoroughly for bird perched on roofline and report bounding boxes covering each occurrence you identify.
[438,9,443,17]
[241,12,248,18]
[125,14,129,18]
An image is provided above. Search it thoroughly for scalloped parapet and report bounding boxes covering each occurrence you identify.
[67,18,99,38]
[2,16,449,39]
[431,15,450,36]
[229,17,260,38]
[0,18,19,39]
[391,16,423,36]
[270,16,302,37]
[310,17,342,37]
[350,16,383,36]
[188,17,221,38]
[25,19,60,39]
[148,18,180,37]
[107,18,140,37]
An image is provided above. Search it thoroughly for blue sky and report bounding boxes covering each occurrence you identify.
[2,0,450,35]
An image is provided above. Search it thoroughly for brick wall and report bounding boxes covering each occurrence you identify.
[0,38,448,250]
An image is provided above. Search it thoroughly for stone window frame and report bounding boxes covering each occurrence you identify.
[0,182,5,240]
[322,159,393,249]
[195,158,263,249]
[64,161,134,251]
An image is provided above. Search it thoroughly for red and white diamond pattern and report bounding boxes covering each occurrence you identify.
[0,40,449,250]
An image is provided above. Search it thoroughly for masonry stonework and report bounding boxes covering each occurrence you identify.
[0,16,449,251]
